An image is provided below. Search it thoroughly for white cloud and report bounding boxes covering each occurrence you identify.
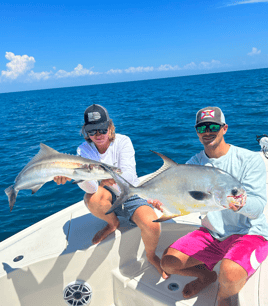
[157,64,181,71]
[0,52,227,85]
[1,52,35,80]
[0,53,101,83]
[156,60,222,72]
[183,62,197,70]
[55,64,100,78]
[124,66,154,73]
[106,66,154,74]
[198,59,222,69]
[28,70,53,81]
[180,60,222,70]
[104,60,224,75]
[106,68,123,74]
[227,0,268,6]
[248,47,261,56]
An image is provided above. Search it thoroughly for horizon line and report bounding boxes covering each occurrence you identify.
[0,66,267,95]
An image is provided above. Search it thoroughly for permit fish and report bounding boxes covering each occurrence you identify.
[5,143,122,212]
[105,151,246,222]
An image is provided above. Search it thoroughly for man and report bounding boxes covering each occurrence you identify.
[157,106,268,305]
[54,104,168,279]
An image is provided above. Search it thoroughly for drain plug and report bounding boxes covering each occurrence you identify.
[13,255,24,262]
[63,281,92,305]
[168,283,179,291]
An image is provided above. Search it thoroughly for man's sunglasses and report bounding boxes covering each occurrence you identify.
[87,129,108,136]
[196,123,223,134]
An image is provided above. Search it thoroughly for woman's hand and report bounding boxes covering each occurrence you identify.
[53,176,72,185]
[147,199,164,212]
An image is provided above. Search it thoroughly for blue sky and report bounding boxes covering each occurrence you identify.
[0,0,267,93]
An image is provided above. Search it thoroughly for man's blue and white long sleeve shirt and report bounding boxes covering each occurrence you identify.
[187,145,268,240]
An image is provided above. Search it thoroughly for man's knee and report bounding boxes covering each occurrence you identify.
[160,249,184,274]
[219,259,247,287]
[161,247,204,274]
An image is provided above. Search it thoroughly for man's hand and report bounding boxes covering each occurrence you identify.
[147,199,164,212]
[53,176,72,185]
[228,193,247,212]
[100,179,116,187]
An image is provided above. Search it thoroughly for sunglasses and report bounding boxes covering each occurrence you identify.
[87,129,108,136]
[196,123,223,134]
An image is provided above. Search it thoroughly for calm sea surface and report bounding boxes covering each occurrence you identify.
[1,68,268,242]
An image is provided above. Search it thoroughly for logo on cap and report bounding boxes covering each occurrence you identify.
[87,112,101,122]
[201,110,215,119]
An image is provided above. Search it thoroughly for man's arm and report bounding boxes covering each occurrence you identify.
[237,154,267,219]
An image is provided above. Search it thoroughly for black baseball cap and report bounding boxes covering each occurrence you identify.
[84,104,110,132]
[195,106,226,127]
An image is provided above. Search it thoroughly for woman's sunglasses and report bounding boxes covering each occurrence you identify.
[196,123,223,134]
[87,129,108,136]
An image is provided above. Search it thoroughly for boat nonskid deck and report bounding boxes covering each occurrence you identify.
[0,201,208,306]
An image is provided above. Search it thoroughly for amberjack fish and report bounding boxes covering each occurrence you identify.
[5,143,122,212]
[105,151,246,222]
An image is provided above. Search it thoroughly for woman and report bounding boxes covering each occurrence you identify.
[54,104,168,279]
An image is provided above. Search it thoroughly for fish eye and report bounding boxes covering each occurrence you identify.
[231,188,238,196]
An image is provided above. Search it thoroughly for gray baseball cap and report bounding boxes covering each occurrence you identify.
[195,106,226,127]
[84,104,110,132]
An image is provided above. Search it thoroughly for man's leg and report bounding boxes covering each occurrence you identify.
[216,234,268,305]
[161,247,217,298]
[131,205,169,279]
[84,187,120,244]
[216,259,247,306]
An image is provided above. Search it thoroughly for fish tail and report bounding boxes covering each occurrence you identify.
[103,167,133,215]
[5,185,18,212]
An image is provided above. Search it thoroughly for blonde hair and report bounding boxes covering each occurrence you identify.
[82,119,116,143]
[108,119,116,142]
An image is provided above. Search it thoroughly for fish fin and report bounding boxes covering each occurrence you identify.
[39,143,60,155]
[105,193,130,215]
[138,151,178,186]
[102,166,133,215]
[103,185,121,197]
[30,144,60,164]
[153,213,181,222]
[16,144,60,179]
[150,151,178,167]
[5,185,18,212]
[72,180,84,184]
[31,184,44,194]
[189,191,212,201]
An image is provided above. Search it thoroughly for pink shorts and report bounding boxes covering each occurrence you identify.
[170,227,268,278]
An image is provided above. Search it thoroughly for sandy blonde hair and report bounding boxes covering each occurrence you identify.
[108,119,116,142]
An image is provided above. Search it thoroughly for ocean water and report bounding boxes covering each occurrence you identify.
[1,68,268,242]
